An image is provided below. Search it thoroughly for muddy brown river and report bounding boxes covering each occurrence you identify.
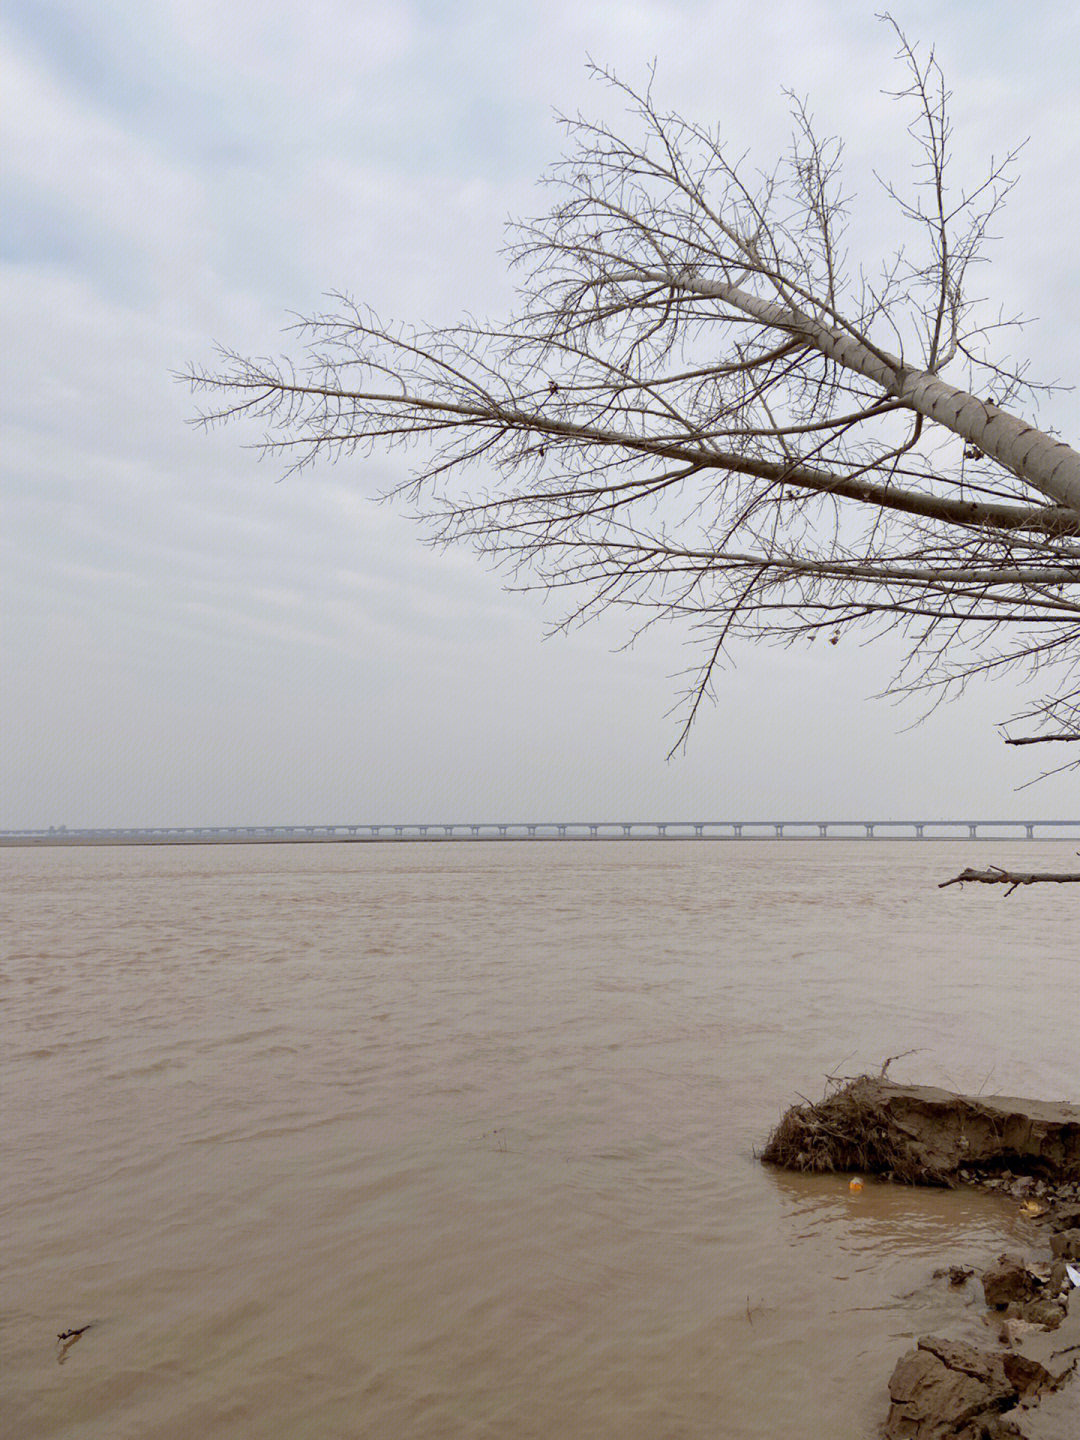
[2,840,1076,1437]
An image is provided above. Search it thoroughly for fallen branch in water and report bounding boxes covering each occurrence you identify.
[55,1323,93,1366]
[939,864,1080,896]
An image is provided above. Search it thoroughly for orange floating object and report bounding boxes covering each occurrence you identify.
[849,1177,864,1193]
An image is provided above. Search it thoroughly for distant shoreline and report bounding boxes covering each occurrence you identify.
[3,831,1078,848]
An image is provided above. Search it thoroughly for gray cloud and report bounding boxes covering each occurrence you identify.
[3,2,1078,826]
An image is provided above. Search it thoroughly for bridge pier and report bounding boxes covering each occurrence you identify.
[1025,823,1035,839]
[865,824,875,838]
[818,824,828,838]
[732,824,743,837]
[588,824,599,836]
[694,823,704,836]
[774,823,784,838]
[622,824,632,836]
[969,823,978,838]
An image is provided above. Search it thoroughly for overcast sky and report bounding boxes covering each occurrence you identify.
[3,1,1079,827]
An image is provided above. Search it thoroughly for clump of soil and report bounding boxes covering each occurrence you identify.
[761,1077,1080,1187]
[883,1334,1065,1439]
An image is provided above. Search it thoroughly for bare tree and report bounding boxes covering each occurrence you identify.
[189,22,1080,879]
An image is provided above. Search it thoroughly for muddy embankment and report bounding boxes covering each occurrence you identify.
[763,1079,1080,1439]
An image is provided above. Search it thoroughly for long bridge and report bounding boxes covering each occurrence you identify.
[3,820,1079,845]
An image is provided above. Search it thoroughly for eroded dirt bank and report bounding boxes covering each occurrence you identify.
[764,1081,1080,1438]
[762,1078,1080,1186]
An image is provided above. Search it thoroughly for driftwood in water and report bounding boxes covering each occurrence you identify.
[939,866,1080,896]
[762,1078,1080,1186]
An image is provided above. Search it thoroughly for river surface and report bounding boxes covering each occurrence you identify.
[2,840,1077,1438]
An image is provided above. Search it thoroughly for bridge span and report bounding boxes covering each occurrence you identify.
[3,820,1079,845]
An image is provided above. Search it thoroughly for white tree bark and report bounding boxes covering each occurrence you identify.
[649,270,1080,517]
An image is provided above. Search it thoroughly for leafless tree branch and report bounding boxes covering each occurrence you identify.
[1004,734,1080,746]
[186,16,1080,825]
